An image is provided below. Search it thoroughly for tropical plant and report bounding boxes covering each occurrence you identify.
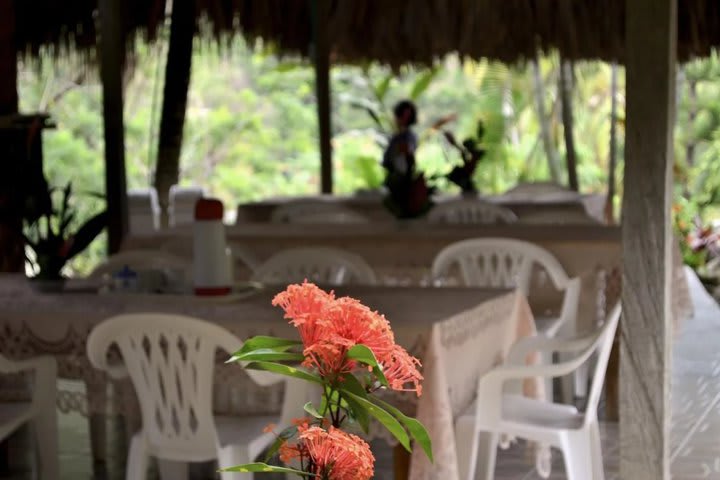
[443,119,486,193]
[23,183,107,280]
[223,282,432,479]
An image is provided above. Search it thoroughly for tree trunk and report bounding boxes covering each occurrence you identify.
[559,59,579,191]
[531,58,562,183]
[0,0,23,273]
[606,63,619,224]
[154,0,195,227]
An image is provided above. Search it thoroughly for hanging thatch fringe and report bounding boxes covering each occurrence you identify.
[11,0,720,65]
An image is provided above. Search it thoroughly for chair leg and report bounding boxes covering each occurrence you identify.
[33,407,59,480]
[158,459,189,480]
[454,418,479,480]
[589,422,605,480]
[126,435,149,480]
[217,447,252,480]
[561,432,593,480]
[475,432,499,480]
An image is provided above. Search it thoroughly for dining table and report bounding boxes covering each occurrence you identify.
[235,192,607,224]
[0,276,544,480]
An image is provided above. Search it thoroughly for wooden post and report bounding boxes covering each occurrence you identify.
[621,0,676,478]
[154,0,195,227]
[0,0,23,273]
[99,0,129,254]
[605,63,619,224]
[312,0,333,194]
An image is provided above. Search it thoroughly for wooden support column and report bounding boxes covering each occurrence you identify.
[0,0,23,273]
[621,0,676,478]
[99,0,128,254]
[154,0,195,227]
[312,0,333,194]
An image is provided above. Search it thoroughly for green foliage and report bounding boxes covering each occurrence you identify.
[23,182,107,279]
[230,336,433,470]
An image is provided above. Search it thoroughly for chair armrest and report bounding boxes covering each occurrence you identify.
[505,330,599,367]
[0,355,57,409]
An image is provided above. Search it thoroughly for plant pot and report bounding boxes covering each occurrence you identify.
[29,276,67,294]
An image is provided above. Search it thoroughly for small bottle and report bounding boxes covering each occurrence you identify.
[193,198,233,296]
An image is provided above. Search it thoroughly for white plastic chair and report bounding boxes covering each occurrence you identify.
[0,355,59,480]
[270,202,368,224]
[128,188,161,235]
[432,238,581,399]
[87,314,313,480]
[169,185,204,227]
[428,199,517,224]
[454,303,620,480]
[252,247,378,286]
[89,250,190,280]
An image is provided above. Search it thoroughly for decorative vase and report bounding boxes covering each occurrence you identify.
[29,276,66,294]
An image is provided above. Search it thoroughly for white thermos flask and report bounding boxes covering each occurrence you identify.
[193,198,233,296]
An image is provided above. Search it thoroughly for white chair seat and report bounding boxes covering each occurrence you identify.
[459,395,581,432]
[0,356,58,480]
[0,402,33,439]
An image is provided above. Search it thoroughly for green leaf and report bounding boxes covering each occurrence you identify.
[220,462,315,476]
[244,361,323,385]
[264,425,298,462]
[304,401,324,419]
[374,74,393,103]
[370,397,433,462]
[65,210,107,261]
[410,69,438,101]
[231,336,303,357]
[343,391,411,452]
[340,391,370,434]
[347,344,389,387]
[228,348,305,363]
[338,375,371,432]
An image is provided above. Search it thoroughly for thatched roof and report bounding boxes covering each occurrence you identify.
[11,0,720,65]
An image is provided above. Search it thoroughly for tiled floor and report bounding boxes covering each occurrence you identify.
[1,268,719,479]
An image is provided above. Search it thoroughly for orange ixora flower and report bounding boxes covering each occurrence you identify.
[273,282,423,395]
[280,425,375,480]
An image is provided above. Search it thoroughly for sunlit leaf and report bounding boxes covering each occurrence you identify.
[244,361,323,384]
[220,462,315,476]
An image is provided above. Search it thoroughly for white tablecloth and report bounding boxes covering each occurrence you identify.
[0,278,541,478]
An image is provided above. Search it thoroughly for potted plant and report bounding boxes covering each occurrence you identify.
[23,183,107,292]
[444,119,486,195]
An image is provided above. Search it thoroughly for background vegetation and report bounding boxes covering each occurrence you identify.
[16,38,720,273]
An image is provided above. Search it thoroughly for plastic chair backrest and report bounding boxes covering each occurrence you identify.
[89,250,190,280]
[431,238,571,296]
[169,186,204,227]
[428,199,517,225]
[270,202,367,224]
[87,314,277,457]
[128,188,160,234]
[252,247,378,286]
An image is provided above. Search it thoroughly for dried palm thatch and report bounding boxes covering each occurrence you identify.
[10,0,720,65]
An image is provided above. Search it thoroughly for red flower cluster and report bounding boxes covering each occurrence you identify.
[280,423,375,480]
[272,282,423,395]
